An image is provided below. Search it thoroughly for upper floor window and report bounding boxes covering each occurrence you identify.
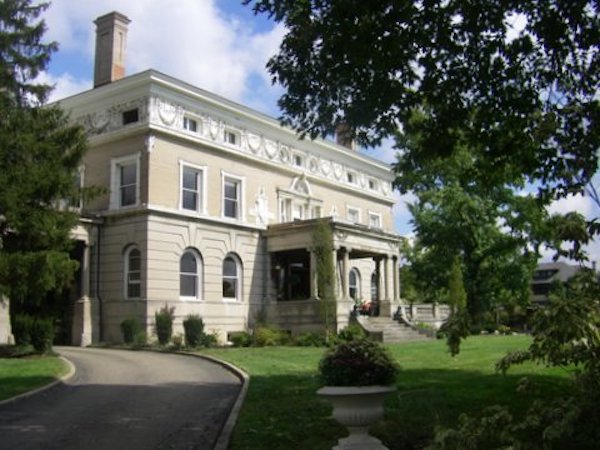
[368,178,378,190]
[347,206,360,224]
[369,212,382,229]
[180,163,206,213]
[222,254,241,300]
[122,108,139,125]
[111,154,140,209]
[347,171,357,184]
[293,154,305,168]
[222,173,244,220]
[124,246,141,299]
[183,116,198,133]
[224,129,239,146]
[180,250,202,299]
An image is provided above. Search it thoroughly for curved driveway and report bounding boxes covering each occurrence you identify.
[0,347,241,450]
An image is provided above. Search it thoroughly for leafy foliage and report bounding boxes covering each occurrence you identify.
[247,0,598,204]
[182,314,205,347]
[432,269,600,448]
[154,305,175,345]
[120,318,142,344]
[318,338,399,386]
[0,0,88,319]
[312,219,336,339]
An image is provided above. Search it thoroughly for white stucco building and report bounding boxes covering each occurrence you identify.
[59,12,404,344]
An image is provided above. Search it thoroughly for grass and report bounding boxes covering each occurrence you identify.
[0,347,69,401]
[202,335,572,450]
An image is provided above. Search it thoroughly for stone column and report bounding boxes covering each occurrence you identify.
[379,255,393,317]
[393,256,400,303]
[342,247,350,300]
[309,248,318,299]
[332,247,340,298]
[73,242,92,346]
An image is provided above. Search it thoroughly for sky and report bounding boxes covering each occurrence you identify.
[40,0,599,265]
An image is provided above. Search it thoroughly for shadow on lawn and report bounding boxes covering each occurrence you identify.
[231,368,570,450]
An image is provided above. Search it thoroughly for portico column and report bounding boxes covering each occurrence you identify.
[309,248,318,299]
[384,255,391,301]
[73,242,92,346]
[374,257,381,301]
[393,256,400,303]
[332,247,339,298]
[342,247,350,300]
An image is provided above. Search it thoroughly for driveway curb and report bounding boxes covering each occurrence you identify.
[0,355,76,406]
[174,351,249,450]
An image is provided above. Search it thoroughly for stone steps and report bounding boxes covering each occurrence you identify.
[357,317,431,344]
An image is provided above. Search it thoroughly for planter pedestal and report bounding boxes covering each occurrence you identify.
[317,385,396,450]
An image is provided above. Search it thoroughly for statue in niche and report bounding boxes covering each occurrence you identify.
[254,187,269,225]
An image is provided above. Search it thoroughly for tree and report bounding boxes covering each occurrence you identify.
[247,0,598,203]
[0,1,87,320]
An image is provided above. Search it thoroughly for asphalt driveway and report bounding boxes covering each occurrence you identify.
[0,347,241,450]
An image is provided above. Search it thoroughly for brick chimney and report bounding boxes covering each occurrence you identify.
[93,12,131,88]
[335,122,356,150]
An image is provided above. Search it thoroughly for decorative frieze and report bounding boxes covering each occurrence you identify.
[74,93,393,199]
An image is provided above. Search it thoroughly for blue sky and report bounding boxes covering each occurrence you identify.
[40,0,597,263]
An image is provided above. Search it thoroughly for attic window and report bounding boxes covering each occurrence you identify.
[122,108,139,125]
[183,117,198,132]
[347,171,357,184]
[368,179,378,190]
[224,130,239,146]
[293,154,304,168]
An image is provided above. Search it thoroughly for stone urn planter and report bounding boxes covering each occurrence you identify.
[317,385,396,450]
[317,338,399,450]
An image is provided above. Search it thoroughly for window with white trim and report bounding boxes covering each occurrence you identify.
[183,116,198,133]
[111,154,139,209]
[347,206,361,224]
[124,246,141,299]
[222,174,243,219]
[180,250,202,299]
[293,154,305,168]
[369,212,382,229]
[368,178,378,190]
[222,254,241,300]
[180,163,206,213]
[347,171,357,184]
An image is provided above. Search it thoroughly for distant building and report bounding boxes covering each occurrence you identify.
[531,262,580,305]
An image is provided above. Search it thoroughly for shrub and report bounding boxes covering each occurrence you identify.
[172,333,184,350]
[229,331,252,347]
[202,331,218,348]
[183,314,205,347]
[120,318,141,344]
[336,323,367,342]
[254,326,290,346]
[319,338,399,386]
[30,317,54,353]
[155,305,175,345]
[12,314,33,346]
[294,331,327,347]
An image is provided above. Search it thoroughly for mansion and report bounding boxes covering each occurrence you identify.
[57,12,403,344]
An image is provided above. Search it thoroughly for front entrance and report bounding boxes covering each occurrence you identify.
[272,249,311,301]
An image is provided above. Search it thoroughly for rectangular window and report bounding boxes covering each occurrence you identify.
[223,178,240,219]
[224,130,239,146]
[293,154,304,168]
[181,165,204,212]
[347,207,360,224]
[120,162,137,207]
[122,108,139,125]
[368,178,378,190]
[347,171,357,184]
[183,116,198,132]
[292,203,304,220]
[369,212,382,228]
[111,154,139,209]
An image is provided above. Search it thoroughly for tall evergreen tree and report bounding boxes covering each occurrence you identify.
[0,0,87,318]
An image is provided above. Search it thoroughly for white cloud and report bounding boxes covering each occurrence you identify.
[43,0,284,113]
[38,72,92,103]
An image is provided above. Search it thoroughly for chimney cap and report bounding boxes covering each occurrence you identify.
[94,11,131,26]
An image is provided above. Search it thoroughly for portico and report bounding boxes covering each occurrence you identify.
[264,218,402,333]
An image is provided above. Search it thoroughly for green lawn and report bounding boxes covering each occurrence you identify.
[0,353,69,401]
[202,335,572,450]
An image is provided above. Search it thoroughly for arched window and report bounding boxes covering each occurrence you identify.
[349,268,361,300]
[223,254,241,300]
[180,250,202,299]
[124,246,141,299]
